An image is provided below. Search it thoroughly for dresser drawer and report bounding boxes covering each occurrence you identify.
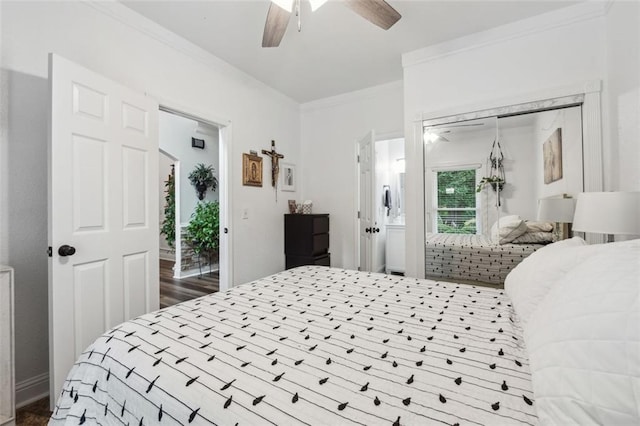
[285,214,330,256]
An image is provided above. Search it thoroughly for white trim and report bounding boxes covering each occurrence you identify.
[429,163,482,172]
[158,101,233,291]
[419,81,597,125]
[402,1,608,68]
[15,373,49,409]
[301,80,403,112]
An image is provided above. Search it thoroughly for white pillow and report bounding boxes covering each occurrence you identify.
[525,221,554,233]
[525,239,640,425]
[491,215,527,244]
[511,231,554,244]
[490,215,521,235]
[504,237,588,328]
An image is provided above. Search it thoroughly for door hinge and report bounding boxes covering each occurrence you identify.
[357,155,360,163]
[47,246,52,257]
[224,227,229,234]
[357,211,360,219]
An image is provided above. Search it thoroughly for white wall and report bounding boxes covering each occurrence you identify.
[605,1,640,192]
[0,0,300,398]
[300,81,403,270]
[403,2,614,278]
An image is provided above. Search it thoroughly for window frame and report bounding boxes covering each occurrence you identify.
[431,166,482,234]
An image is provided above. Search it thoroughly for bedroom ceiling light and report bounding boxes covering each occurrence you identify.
[573,191,640,239]
[263,0,401,47]
[272,0,294,12]
[309,0,328,11]
[423,131,448,144]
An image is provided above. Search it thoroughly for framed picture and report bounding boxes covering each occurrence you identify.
[242,153,263,187]
[543,128,563,184]
[281,163,295,191]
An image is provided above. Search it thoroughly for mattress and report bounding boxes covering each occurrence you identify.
[50,266,537,425]
[425,233,543,286]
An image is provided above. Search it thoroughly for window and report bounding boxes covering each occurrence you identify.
[435,169,477,234]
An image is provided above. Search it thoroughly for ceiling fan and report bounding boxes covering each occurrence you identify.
[262,0,402,47]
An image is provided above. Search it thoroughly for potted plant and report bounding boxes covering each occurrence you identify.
[476,175,505,193]
[185,201,220,256]
[188,163,218,200]
[160,167,176,248]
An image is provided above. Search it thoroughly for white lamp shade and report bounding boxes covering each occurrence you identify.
[537,197,576,223]
[572,192,640,235]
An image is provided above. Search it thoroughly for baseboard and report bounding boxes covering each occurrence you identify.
[15,372,49,409]
[159,249,175,261]
[178,265,220,279]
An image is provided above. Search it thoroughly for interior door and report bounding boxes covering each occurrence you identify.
[358,130,375,271]
[48,53,159,406]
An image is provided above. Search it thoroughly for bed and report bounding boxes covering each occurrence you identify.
[424,233,544,286]
[50,238,640,425]
[425,216,556,286]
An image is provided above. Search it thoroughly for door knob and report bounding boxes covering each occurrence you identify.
[58,245,76,257]
[375,227,380,233]
[365,227,371,233]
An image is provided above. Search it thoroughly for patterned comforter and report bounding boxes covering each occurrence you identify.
[50,266,537,425]
[425,234,543,286]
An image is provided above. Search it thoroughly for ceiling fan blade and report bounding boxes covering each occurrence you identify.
[344,0,401,30]
[262,3,291,47]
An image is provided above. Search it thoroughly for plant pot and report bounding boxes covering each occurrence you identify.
[195,183,207,200]
[490,182,504,192]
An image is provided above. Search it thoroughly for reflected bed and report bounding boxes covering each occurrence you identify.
[424,233,545,286]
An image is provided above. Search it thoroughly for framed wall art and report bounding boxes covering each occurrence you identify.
[543,128,563,184]
[243,153,263,187]
[281,162,295,192]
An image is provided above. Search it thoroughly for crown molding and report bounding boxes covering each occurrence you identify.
[402,1,609,68]
[83,0,298,106]
[300,80,403,112]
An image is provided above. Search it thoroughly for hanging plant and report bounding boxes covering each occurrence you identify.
[160,166,176,248]
[185,201,220,256]
[476,175,505,193]
[188,163,218,200]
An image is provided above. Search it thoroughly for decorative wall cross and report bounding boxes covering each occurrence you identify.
[262,140,284,190]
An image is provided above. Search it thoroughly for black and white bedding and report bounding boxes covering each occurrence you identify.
[50,266,537,425]
[425,234,543,286]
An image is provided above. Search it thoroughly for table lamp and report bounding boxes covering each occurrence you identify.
[537,197,577,240]
[572,191,640,242]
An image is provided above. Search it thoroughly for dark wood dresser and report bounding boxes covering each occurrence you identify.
[284,214,330,269]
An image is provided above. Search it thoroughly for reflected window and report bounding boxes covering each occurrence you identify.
[435,169,477,234]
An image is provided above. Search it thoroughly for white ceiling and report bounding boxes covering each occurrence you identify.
[121,0,582,103]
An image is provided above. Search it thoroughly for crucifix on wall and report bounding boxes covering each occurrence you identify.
[262,140,284,199]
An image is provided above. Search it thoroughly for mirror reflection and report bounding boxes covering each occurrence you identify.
[424,105,583,239]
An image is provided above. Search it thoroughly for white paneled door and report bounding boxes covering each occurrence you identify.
[358,130,375,272]
[48,54,159,407]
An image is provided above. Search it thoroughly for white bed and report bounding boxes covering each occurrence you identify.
[49,238,640,425]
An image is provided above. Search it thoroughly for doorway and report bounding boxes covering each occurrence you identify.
[158,107,232,306]
[357,132,405,274]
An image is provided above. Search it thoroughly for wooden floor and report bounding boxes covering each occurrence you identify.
[16,259,219,424]
[159,258,219,308]
[15,397,50,425]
